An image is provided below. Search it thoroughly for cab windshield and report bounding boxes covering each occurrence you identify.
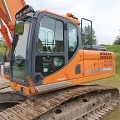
[11,20,30,84]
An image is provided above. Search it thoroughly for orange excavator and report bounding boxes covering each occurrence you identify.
[0,0,26,79]
[0,3,119,120]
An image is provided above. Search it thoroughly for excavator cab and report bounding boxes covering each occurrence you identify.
[10,5,81,95]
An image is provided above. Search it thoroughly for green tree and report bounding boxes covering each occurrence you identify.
[15,22,24,35]
[82,25,97,45]
[113,35,120,45]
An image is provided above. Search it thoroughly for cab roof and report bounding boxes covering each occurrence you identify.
[40,10,80,25]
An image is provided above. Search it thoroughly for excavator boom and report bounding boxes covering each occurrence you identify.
[0,0,26,50]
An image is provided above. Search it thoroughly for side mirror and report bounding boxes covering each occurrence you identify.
[15,55,24,66]
[15,21,24,35]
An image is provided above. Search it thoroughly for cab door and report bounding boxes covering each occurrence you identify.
[31,12,68,85]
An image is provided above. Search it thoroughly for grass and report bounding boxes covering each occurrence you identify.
[87,74,120,90]
[106,45,120,53]
[0,45,7,56]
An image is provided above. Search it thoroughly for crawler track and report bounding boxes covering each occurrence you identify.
[0,85,119,120]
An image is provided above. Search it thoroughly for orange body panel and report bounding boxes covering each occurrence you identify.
[10,50,115,96]
[43,50,114,84]
[10,82,32,95]
[67,50,84,79]
[43,50,114,85]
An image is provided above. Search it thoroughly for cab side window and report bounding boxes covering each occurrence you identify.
[68,23,78,60]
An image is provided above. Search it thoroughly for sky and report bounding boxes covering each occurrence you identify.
[24,0,120,45]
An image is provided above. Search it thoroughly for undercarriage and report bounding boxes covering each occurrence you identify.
[0,78,119,120]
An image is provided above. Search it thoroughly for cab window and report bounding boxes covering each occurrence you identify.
[68,23,78,59]
[37,17,64,53]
